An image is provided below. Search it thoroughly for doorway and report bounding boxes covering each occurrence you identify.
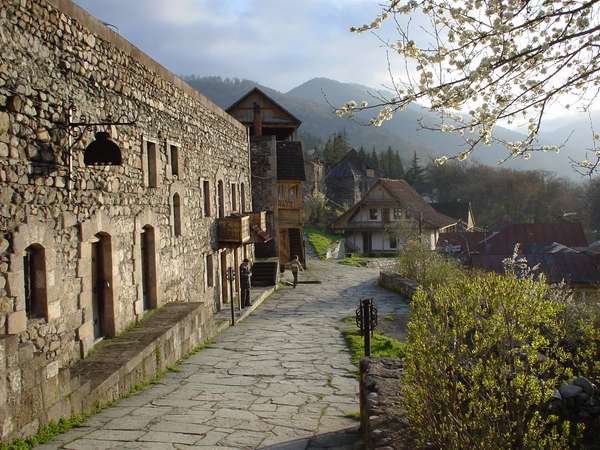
[220,251,228,305]
[141,225,157,311]
[362,232,372,255]
[91,233,112,340]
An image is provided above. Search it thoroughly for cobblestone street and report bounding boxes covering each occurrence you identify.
[40,260,409,450]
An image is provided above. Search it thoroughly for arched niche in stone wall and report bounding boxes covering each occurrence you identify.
[133,209,162,317]
[77,210,120,356]
[4,217,58,335]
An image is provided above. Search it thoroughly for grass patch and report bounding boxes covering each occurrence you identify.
[384,314,396,321]
[0,416,86,450]
[338,255,368,267]
[305,226,341,259]
[343,411,361,421]
[342,326,407,365]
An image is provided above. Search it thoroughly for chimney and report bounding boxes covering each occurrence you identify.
[253,102,262,137]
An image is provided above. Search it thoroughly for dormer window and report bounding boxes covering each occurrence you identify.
[369,208,379,221]
[393,208,403,220]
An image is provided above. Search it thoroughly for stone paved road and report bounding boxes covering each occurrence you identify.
[40,260,409,450]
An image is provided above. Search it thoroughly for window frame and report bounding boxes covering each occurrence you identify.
[142,137,160,188]
[368,208,380,221]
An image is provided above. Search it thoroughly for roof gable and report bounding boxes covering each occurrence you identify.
[226,87,301,127]
[333,178,456,229]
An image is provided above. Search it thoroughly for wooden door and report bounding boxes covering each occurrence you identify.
[91,240,105,339]
[279,229,290,266]
[141,226,156,311]
[362,232,372,254]
[220,251,228,304]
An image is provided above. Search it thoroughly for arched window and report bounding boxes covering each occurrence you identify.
[173,193,182,237]
[241,182,246,213]
[23,244,46,320]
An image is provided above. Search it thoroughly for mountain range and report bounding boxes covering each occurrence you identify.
[185,75,599,180]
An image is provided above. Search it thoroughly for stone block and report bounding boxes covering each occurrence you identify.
[77,321,93,341]
[46,398,70,423]
[47,301,61,321]
[41,374,60,406]
[6,270,24,298]
[0,111,9,135]
[6,310,26,335]
[45,360,59,379]
[134,299,144,315]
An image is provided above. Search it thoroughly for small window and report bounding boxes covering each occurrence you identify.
[173,193,182,237]
[369,208,379,221]
[206,254,214,287]
[393,208,402,220]
[241,183,246,213]
[231,183,237,212]
[389,235,397,249]
[217,180,225,218]
[146,141,158,188]
[170,144,180,177]
[203,180,211,217]
[24,244,46,320]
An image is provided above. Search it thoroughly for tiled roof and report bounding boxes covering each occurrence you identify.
[437,231,486,252]
[276,141,306,181]
[430,201,471,224]
[474,223,588,254]
[379,179,456,228]
[325,149,373,179]
[471,251,600,285]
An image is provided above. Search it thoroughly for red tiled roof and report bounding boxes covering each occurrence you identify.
[474,223,588,254]
[471,252,600,285]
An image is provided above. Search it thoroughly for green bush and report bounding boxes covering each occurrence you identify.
[395,240,464,289]
[305,225,340,259]
[403,272,581,449]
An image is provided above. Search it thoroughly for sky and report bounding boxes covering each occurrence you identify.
[73,0,392,93]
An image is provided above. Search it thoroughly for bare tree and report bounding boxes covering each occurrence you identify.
[337,0,600,175]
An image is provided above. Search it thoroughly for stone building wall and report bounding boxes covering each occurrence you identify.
[250,136,278,258]
[0,0,251,441]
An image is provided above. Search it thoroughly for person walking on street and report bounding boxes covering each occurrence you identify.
[239,258,252,308]
[288,255,303,288]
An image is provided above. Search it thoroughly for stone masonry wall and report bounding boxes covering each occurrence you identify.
[0,0,251,441]
[250,136,278,258]
[378,271,419,299]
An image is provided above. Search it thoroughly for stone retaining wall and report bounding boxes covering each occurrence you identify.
[359,357,413,450]
[378,271,419,299]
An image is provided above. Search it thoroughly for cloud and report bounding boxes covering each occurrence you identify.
[73,0,393,92]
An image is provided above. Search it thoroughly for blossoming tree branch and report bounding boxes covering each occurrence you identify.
[338,0,600,175]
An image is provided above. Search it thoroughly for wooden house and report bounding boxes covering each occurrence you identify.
[333,178,456,254]
[227,88,307,268]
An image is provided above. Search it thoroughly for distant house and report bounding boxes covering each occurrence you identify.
[325,149,378,207]
[430,201,476,230]
[333,179,456,254]
[459,223,600,291]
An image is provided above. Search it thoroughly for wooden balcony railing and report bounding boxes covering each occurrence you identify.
[250,211,267,232]
[218,215,251,244]
[278,208,304,227]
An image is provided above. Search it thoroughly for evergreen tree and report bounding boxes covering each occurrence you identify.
[369,147,379,171]
[405,151,426,191]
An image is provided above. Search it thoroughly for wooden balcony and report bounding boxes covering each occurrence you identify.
[218,215,251,245]
[278,208,304,227]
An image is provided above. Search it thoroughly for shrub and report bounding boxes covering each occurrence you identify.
[403,272,580,449]
[395,240,464,289]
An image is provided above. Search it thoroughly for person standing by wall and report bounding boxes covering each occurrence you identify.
[239,258,252,307]
[288,255,303,288]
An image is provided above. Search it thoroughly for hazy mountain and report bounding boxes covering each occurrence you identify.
[186,75,589,179]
